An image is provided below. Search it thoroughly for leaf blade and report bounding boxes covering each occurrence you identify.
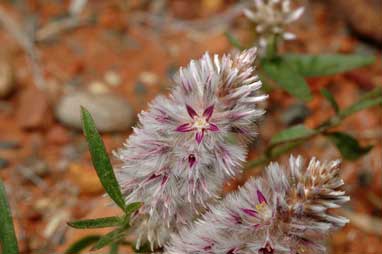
[340,97,382,118]
[0,179,19,254]
[81,107,126,211]
[325,132,373,160]
[271,125,316,145]
[282,54,376,77]
[320,88,339,113]
[262,58,312,101]
[91,228,125,251]
[224,31,244,50]
[65,235,101,254]
[68,216,122,229]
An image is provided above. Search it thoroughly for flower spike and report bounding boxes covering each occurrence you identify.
[115,47,267,249]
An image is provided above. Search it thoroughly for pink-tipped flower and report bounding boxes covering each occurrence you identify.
[114,47,267,249]
[244,0,305,52]
[166,155,349,254]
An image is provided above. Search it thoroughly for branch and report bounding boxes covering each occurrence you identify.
[246,87,382,170]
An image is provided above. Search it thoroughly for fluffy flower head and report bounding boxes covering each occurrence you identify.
[115,48,266,249]
[244,0,304,51]
[166,155,349,254]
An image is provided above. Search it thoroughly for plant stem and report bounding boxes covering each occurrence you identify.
[245,87,382,170]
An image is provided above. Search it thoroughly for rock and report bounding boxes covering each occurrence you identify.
[17,87,53,130]
[138,71,159,87]
[68,163,104,195]
[88,81,109,94]
[0,59,15,98]
[104,71,121,87]
[55,91,134,132]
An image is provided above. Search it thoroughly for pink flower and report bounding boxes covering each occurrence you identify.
[115,47,266,249]
[166,156,350,254]
[175,105,219,144]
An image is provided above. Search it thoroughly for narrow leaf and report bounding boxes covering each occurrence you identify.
[340,97,382,118]
[110,243,119,254]
[224,31,244,50]
[125,202,142,216]
[262,58,312,101]
[65,235,101,254]
[282,54,376,77]
[91,228,125,251]
[81,107,126,211]
[0,179,19,254]
[68,216,121,229]
[320,88,339,113]
[271,125,316,145]
[325,132,373,160]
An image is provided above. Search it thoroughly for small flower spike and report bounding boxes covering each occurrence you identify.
[114,47,267,249]
[244,0,304,52]
[166,155,349,254]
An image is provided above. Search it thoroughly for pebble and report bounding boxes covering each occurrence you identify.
[55,91,134,132]
[88,81,109,94]
[0,59,15,98]
[104,71,121,87]
[138,71,159,87]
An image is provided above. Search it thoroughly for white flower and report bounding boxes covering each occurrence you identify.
[166,155,349,254]
[114,47,267,250]
[244,0,305,52]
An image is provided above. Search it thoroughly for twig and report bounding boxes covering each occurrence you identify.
[246,87,382,170]
[0,6,46,90]
[128,1,251,33]
[35,17,87,42]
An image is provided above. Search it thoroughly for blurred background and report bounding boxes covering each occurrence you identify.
[0,0,381,253]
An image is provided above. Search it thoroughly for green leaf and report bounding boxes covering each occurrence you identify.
[110,243,119,254]
[262,58,312,101]
[91,228,125,251]
[125,202,142,216]
[270,125,316,145]
[68,216,122,229]
[81,107,126,211]
[320,88,339,113]
[340,97,382,118]
[65,235,101,254]
[0,179,19,254]
[282,54,376,77]
[224,31,244,50]
[325,132,373,160]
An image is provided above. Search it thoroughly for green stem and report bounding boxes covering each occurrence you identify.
[245,88,382,170]
[265,35,278,59]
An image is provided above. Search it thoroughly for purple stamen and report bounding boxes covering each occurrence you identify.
[241,208,258,217]
[176,123,194,132]
[257,190,267,204]
[208,123,219,132]
[195,130,205,144]
[186,105,198,119]
[203,105,214,121]
[188,154,196,168]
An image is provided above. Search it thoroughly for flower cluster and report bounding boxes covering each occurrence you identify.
[166,155,349,254]
[244,0,304,52]
[114,47,267,249]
